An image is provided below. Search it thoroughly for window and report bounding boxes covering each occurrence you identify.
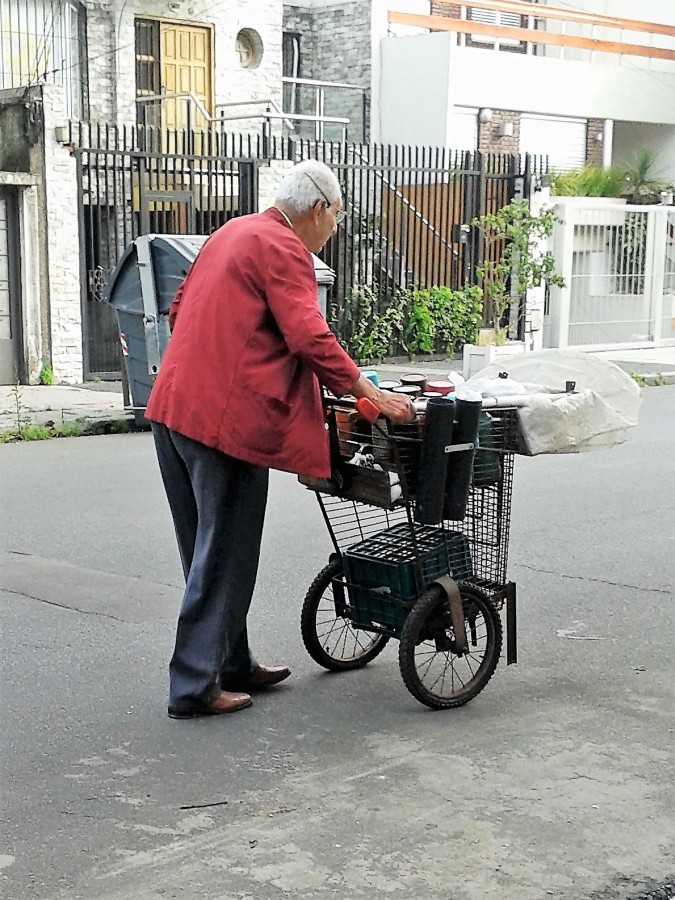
[0,0,88,118]
[135,19,160,128]
[235,28,263,70]
[468,3,534,52]
[282,31,300,114]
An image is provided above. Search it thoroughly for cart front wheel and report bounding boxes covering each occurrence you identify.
[399,582,502,710]
[301,559,389,671]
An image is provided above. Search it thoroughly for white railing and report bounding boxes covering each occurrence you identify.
[135,81,366,143]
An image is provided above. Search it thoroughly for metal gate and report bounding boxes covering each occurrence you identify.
[290,140,544,345]
[72,123,259,378]
[546,202,675,349]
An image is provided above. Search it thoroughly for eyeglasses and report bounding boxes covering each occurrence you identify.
[305,173,346,225]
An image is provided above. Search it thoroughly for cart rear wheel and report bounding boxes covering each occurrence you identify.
[301,559,390,671]
[398,582,502,710]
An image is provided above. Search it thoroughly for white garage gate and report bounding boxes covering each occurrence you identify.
[520,114,587,172]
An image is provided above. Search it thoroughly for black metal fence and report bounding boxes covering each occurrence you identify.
[70,122,546,376]
[291,140,546,354]
[71,122,260,377]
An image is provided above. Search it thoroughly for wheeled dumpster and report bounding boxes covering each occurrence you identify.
[101,233,335,425]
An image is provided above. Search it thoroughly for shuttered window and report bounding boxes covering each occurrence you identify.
[470,7,523,47]
[519,114,587,171]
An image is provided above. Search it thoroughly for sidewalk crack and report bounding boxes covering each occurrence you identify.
[515,564,671,595]
[3,588,127,622]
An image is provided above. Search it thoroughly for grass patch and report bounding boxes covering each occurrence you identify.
[0,420,86,443]
[629,371,646,387]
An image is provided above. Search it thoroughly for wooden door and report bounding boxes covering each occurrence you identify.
[160,23,212,151]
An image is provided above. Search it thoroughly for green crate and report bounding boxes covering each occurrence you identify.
[343,524,473,633]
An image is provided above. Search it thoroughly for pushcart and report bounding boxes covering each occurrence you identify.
[299,394,522,710]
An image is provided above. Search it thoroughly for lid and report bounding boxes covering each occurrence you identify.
[101,234,208,315]
[313,255,335,286]
[392,385,421,396]
[427,379,455,395]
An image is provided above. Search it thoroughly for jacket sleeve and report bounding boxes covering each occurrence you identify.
[262,236,360,398]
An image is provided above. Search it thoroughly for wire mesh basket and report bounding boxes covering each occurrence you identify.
[300,399,521,633]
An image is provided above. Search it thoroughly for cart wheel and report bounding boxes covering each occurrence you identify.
[301,559,390,671]
[398,582,502,710]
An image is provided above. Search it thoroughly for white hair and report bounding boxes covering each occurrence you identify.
[274,160,341,214]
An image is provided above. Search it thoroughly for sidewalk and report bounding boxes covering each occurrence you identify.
[1,346,673,437]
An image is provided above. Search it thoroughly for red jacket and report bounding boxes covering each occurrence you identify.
[145,208,360,478]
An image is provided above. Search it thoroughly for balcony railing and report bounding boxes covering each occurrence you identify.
[389,2,675,65]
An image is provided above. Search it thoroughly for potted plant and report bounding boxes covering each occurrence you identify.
[621,149,669,205]
[462,198,564,378]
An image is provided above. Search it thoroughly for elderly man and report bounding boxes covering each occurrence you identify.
[146,159,413,720]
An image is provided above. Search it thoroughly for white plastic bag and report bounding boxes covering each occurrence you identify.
[466,349,642,454]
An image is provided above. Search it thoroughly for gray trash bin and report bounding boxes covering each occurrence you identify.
[101,234,208,425]
[313,255,335,319]
[102,233,335,425]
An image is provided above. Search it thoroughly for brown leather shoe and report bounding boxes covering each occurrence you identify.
[222,665,291,692]
[168,690,252,719]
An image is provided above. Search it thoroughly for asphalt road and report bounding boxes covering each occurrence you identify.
[1,387,674,900]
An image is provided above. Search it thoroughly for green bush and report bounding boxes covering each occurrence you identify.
[337,282,483,365]
[550,165,625,198]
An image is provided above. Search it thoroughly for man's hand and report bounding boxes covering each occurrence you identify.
[350,375,415,424]
[374,389,415,424]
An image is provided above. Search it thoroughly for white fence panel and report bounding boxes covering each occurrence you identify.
[546,200,675,351]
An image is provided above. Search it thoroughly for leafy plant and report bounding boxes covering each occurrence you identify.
[615,213,648,294]
[550,165,625,198]
[336,282,483,364]
[411,285,483,355]
[473,199,564,341]
[38,364,55,385]
[621,149,669,205]
[629,371,646,388]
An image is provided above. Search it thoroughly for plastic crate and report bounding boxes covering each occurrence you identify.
[343,523,473,632]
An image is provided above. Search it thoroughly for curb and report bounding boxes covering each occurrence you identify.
[642,372,675,386]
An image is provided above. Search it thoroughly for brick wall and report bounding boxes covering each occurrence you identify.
[429,2,461,17]
[478,109,521,155]
[586,118,605,167]
[284,1,371,141]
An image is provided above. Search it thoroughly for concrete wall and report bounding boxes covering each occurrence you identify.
[378,32,451,147]
[377,29,675,155]
[613,122,675,185]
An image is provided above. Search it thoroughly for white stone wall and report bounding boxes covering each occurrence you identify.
[42,86,83,383]
[84,0,284,129]
[258,160,295,212]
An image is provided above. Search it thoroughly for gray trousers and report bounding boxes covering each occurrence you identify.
[151,423,269,709]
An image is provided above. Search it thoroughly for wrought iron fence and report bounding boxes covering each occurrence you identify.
[71,122,259,376]
[290,140,546,351]
[70,122,546,375]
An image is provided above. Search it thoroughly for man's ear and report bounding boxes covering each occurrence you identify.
[312,199,325,221]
